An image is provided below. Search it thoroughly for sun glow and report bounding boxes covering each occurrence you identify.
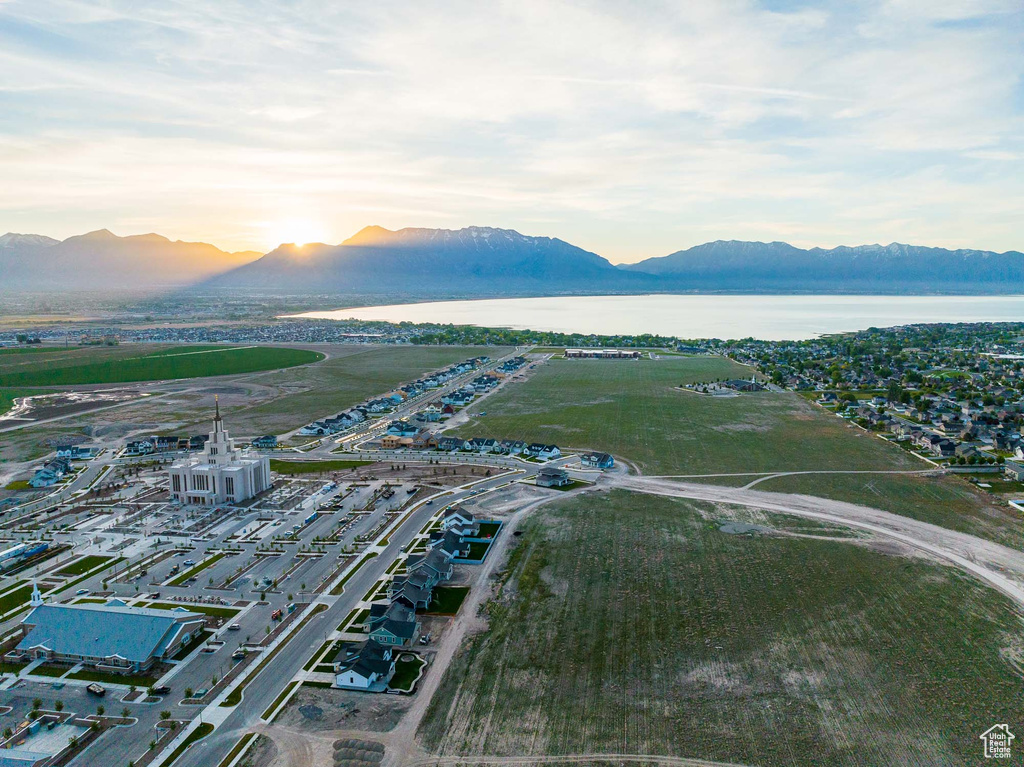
[264,218,330,249]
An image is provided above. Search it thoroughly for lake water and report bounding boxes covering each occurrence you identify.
[292,294,1024,341]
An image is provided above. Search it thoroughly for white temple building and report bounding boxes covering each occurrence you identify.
[168,399,271,506]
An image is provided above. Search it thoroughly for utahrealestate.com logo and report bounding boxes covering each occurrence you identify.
[980,724,1015,759]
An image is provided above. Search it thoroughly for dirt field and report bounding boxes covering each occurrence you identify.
[274,684,412,733]
[419,489,1024,766]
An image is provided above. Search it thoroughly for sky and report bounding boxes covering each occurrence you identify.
[0,0,1021,263]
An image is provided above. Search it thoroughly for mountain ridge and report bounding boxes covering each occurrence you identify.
[3,225,1023,295]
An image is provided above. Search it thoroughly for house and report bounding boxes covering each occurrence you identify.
[498,439,526,455]
[29,458,71,488]
[580,452,614,469]
[334,639,395,691]
[537,466,571,488]
[411,430,438,450]
[435,436,468,452]
[468,437,498,453]
[386,421,419,437]
[441,506,475,531]
[14,591,205,673]
[427,527,473,560]
[1005,461,1024,482]
[390,579,433,610]
[124,439,154,456]
[252,435,277,449]
[526,443,561,459]
[381,435,412,450]
[408,548,454,585]
[367,602,420,647]
[54,445,94,460]
[299,422,330,436]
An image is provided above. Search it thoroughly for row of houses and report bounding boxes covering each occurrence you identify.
[124,434,207,456]
[301,357,493,436]
[335,507,484,691]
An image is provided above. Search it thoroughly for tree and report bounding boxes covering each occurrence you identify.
[54,699,64,712]
[122,707,131,719]
[96,704,105,716]
[185,687,193,699]
[160,710,171,721]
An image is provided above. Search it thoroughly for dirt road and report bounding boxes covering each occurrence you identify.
[612,474,1024,608]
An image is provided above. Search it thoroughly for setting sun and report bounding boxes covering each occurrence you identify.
[264,218,330,249]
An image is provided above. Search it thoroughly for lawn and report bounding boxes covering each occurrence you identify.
[422,586,469,615]
[269,459,373,475]
[56,555,114,576]
[388,653,426,693]
[0,584,33,616]
[421,490,1024,766]
[0,344,323,387]
[68,668,159,687]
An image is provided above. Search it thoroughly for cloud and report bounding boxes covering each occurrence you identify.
[0,0,1020,258]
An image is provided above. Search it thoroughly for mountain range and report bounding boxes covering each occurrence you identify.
[2,225,1023,296]
[0,229,260,291]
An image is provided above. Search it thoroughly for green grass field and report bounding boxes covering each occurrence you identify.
[56,555,114,576]
[421,490,1024,765]
[457,357,919,475]
[269,459,372,475]
[212,345,508,435]
[0,344,323,387]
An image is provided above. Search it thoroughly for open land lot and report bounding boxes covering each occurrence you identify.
[455,356,1020,544]
[0,344,322,387]
[421,489,1024,766]
[455,357,918,474]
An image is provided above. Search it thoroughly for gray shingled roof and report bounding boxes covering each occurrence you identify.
[18,603,204,664]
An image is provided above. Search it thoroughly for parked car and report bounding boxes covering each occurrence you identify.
[228,623,241,631]
[76,589,89,595]
[86,683,106,697]
[151,686,171,695]
[232,649,247,660]
[183,560,196,566]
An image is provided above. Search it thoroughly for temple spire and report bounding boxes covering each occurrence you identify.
[29,582,43,607]
[215,394,221,422]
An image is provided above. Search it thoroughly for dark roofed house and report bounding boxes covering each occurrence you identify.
[580,452,614,469]
[537,466,571,488]
[334,639,395,691]
[368,602,420,647]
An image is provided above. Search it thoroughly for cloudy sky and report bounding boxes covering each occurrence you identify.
[0,0,1021,261]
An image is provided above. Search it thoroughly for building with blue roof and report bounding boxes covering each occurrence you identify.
[12,588,205,673]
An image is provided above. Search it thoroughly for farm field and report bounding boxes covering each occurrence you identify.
[421,490,1024,766]
[213,345,509,435]
[0,344,323,387]
[456,357,920,475]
